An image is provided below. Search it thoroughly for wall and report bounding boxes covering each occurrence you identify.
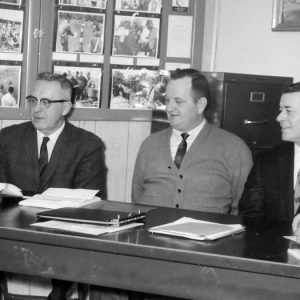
[202,0,300,81]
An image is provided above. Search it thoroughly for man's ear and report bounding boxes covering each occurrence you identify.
[196,97,207,114]
[62,101,72,116]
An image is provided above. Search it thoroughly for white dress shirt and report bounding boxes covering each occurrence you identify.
[170,119,206,160]
[294,144,300,213]
[37,122,65,161]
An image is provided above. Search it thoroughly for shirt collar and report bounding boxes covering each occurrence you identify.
[172,119,206,139]
[37,121,65,143]
[295,143,300,156]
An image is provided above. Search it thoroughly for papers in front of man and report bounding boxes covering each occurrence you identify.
[31,220,143,236]
[19,188,101,209]
[148,217,245,241]
[0,182,23,197]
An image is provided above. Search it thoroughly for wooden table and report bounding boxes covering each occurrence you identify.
[0,200,299,299]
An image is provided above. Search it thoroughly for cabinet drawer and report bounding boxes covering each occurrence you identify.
[222,82,282,147]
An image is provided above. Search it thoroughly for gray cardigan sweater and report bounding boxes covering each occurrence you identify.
[132,122,253,215]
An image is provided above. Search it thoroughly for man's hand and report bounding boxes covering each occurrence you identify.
[292,214,300,243]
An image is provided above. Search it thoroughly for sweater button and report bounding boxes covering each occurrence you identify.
[177,189,182,193]
[168,166,171,169]
[175,204,179,208]
[179,175,183,179]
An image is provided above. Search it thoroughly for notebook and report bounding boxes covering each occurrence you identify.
[149,217,245,240]
[36,207,146,226]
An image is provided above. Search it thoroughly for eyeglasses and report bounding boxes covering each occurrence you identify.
[26,95,70,108]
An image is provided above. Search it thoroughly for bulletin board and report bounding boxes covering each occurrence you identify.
[0,0,206,120]
[51,0,205,117]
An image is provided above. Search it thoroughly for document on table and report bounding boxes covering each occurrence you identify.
[283,236,300,259]
[31,220,143,236]
[19,188,101,209]
[149,217,245,241]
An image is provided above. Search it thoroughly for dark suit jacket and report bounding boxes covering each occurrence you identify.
[0,121,107,198]
[239,142,294,221]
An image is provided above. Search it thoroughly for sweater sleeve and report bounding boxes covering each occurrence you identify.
[131,143,146,203]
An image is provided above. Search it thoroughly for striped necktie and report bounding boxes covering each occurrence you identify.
[39,136,50,177]
[174,133,189,169]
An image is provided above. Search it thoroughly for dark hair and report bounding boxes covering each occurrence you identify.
[169,68,212,117]
[146,20,153,26]
[8,86,14,94]
[282,82,300,94]
[78,75,88,86]
[36,72,74,102]
[113,85,124,97]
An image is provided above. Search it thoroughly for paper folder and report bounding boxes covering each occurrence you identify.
[149,217,245,240]
[36,207,146,226]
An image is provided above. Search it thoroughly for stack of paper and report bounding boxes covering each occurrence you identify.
[149,217,245,241]
[19,188,101,209]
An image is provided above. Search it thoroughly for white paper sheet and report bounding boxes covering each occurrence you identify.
[31,220,143,236]
[19,188,100,209]
[167,16,193,58]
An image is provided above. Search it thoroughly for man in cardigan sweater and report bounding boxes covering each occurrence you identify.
[132,68,252,215]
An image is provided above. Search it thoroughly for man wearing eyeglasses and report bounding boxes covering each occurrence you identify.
[0,72,107,299]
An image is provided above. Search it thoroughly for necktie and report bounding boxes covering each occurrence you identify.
[174,133,189,169]
[294,170,300,215]
[39,137,50,177]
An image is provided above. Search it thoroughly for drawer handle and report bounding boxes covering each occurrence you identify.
[243,119,268,125]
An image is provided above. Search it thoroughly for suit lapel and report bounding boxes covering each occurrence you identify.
[278,143,294,219]
[23,124,40,189]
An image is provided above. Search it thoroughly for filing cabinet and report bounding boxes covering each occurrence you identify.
[202,72,293,151]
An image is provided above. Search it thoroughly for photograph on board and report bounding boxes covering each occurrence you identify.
[58,0,107,9]
[0,64,21,108]
[114,0,161,14]
[172,0,189,12]
[112,15,160,57]
[55,10,105,54]
[110,67,167,110]
[273,0,300,30]
[54,65,102,108]
[0,8,23,53]
[0,0,22,5]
